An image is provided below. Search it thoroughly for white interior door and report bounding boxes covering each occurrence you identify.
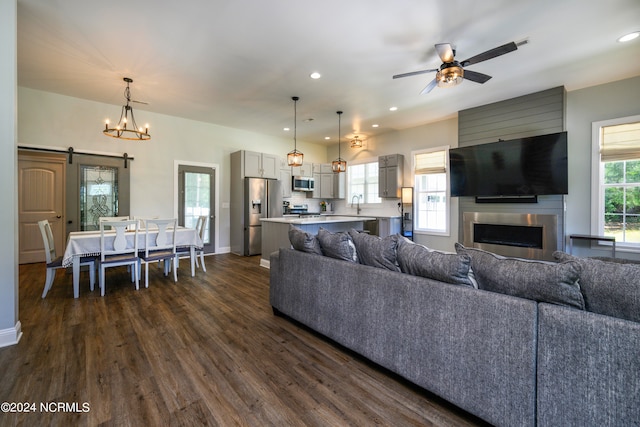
[18,152,66,264]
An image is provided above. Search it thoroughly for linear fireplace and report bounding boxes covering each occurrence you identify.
[463,212,559,260]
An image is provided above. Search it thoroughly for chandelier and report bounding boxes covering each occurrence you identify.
[103,77,150,141]
[331,111,346,173]
[287,96,303,166]
[350,135,363,148]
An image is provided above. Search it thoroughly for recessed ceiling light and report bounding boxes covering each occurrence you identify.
[618,31,639,42]
[284,127,290,131]
[372,124,379,128]
[389,106,398,111]
[310,72,321,79]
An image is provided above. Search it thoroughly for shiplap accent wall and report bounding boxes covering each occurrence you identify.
[457,86,567,252]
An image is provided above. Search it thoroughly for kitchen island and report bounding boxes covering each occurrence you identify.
[259,215,376,268]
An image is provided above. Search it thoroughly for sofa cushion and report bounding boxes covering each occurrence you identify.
[347,230,400,271]
[317,228,358,263]
[288,224,323,255]
[553,251,640,322]
[396,237,475,287]
[455,243,585,309]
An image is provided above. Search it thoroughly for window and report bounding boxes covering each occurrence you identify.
[347,160,381,204]
[592,116,640,247]
[413,148,449,234]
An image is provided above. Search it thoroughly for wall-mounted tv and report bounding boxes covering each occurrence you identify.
[449,131,568,197]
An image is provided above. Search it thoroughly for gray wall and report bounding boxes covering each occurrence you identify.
[456,87,566,252]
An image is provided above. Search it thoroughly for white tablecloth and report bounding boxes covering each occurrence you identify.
[62,227,203,267]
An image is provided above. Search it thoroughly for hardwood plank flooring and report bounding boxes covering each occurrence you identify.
[0,255,488,427]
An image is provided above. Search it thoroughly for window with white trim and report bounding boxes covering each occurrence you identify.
[347,160,381,204]
[592,116,640,246]
[413,148,449,234]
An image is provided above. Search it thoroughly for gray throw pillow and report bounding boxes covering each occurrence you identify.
[455,243,585,309]
[553,251,640,322]
[347,229,400,271]
[288,225,323,255]
[396,237,475,287]
[317,228,358,263]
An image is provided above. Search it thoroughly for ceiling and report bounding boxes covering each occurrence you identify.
[17,0,640,145]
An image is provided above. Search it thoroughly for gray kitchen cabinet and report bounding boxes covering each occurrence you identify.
[377,217,402,237]
[240,150,278,179]
[378,154,404,198]
[280,167,292,198]
[292,163,313,177]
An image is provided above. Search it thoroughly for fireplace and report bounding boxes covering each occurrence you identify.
[463,212,559,260]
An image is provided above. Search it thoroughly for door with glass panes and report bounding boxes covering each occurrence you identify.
[178,165,215,254]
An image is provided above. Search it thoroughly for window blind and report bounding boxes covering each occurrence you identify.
[415,150,446,174]
[601,122,640,162]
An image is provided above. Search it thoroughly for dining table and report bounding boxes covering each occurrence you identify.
[62,226,203,298]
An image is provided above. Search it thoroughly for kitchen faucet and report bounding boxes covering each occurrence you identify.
[351,194,362,215]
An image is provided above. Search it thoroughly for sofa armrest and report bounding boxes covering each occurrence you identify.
[537,303,640,426]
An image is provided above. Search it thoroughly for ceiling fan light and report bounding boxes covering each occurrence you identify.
[436,65,464,88]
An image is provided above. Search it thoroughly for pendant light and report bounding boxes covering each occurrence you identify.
[331,111,346,173]
[287,96,303,167]
[103,77,150,141]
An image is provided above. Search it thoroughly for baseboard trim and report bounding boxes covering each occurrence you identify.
[260,258,270,269]
[0,321,23,348]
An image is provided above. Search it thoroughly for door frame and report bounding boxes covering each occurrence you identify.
[174,160,219,254]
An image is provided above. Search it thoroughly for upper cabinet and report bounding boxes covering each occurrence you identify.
[238,150,278,179]
[378,154,404,198]
[292,163,313,177]
[313,164,345,199]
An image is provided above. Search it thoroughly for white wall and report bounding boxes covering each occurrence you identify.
[0,0,21,347]
[18,87,328,251]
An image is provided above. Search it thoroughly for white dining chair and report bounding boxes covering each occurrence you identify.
[139,218,178,288]
[99,216,130,230]
[175,215,207,275]
[99,219,140,296]
[38,219,96,298]
[194,215,208,272]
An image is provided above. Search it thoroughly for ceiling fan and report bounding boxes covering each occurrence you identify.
[393,41,522,94]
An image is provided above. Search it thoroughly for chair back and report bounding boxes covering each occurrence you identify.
[99,216,130,230]
[196,215,208,242]
[37,219,56,263]
[144,218,177,257]
[100,219,139,261]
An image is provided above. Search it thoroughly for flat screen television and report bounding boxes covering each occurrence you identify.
[449,131,568,197]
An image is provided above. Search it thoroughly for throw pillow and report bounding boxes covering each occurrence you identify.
[317,228,358,263]
[455,243,585,309]
[553,251,640,322]
[396,237,475,287]
[288,225,323,255]
[347,229,400,271]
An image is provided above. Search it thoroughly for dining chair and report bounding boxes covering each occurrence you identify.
[175,215,207,274]
[194,215,208,272]
[99,216,130,230]
[139,218,178,288]
[99,219,140,296]
[38,219,96,298]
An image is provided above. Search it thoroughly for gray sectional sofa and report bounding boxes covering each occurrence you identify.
[269,227,640,427]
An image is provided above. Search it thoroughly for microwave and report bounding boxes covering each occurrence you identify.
[292,176,315,192]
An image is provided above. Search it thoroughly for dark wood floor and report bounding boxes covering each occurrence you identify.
[0,254,487,427]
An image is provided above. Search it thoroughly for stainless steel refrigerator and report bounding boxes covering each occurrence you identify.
[242,178,282,256]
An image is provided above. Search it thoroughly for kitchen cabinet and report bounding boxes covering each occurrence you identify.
[280,168,292,198]
[292,163,313,177]
[238,150,278,179]
[313,164,346,199]
[378,154,404,198]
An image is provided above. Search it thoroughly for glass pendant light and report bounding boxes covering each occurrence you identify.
[331,111,346,173]
[287,96,303,167]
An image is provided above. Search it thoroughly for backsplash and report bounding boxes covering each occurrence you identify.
[285,191,402,217]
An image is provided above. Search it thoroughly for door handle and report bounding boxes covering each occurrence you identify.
[56,215,62,218]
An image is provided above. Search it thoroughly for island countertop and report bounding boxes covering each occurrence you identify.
[261,215,376,225]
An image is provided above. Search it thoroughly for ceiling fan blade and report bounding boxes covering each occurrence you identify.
[420,78,438,95]
[463,70,492,84]
[392,68,438,79]
[435,43,455,63]
[460,41,518,67]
